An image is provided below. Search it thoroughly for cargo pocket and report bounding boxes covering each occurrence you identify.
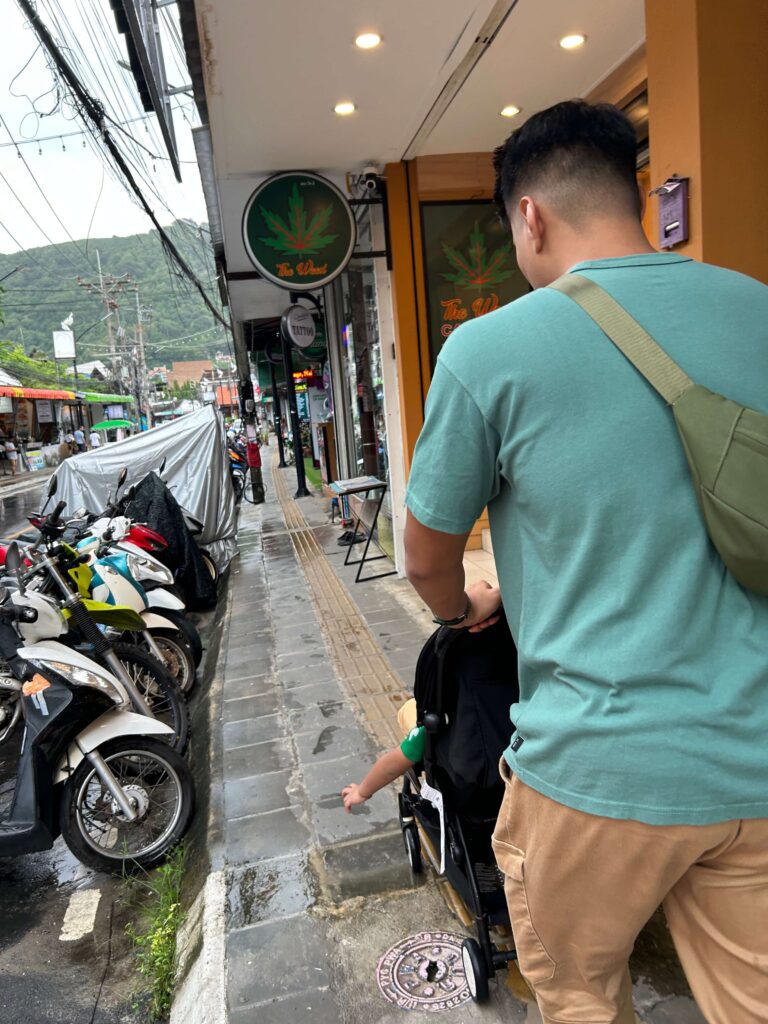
[491,838,556,985]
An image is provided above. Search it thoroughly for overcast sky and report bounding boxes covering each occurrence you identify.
[0,0,207,257]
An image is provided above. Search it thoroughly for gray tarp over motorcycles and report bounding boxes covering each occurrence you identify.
[53,405,237,569]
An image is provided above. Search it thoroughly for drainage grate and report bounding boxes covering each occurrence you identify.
[376,931,471,1012]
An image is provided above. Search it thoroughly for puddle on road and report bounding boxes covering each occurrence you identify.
[376,931,471,1012]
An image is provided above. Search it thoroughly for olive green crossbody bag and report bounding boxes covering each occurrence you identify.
[550,273,768,596]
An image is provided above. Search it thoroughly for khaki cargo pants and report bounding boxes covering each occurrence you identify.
[491,763,768,1023]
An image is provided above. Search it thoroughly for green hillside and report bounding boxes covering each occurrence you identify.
[0,220,229,370]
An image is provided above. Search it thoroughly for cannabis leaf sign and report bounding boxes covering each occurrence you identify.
[441,222,515,291]
[258,183,339,255]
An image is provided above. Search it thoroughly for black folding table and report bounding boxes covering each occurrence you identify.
[331,476,397,583]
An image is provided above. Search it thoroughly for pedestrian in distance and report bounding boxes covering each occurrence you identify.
[73,425,87,453]
[403,99,768,1023]
[89,429,101,449]
[3,435,18,476]
[57,433,72,463]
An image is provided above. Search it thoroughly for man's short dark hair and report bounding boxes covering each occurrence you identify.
[493,100,641,223]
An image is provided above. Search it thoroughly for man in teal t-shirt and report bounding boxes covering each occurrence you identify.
[404,100,768,1023]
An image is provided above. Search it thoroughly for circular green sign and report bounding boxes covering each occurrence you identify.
[242,172,357,292]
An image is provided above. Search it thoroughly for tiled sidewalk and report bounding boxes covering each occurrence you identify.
[213,452,704,1024]
[217,455,527,1023]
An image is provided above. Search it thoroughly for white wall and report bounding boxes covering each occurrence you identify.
[371,206,407,575]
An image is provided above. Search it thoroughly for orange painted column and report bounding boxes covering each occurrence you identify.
[384,161,427,473]
[646,0,768,282]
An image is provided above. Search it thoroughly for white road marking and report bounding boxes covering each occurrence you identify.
[59,889,102,942]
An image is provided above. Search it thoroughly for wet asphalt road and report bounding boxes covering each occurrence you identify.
[0,476,49,540]
[0,475,139,1023]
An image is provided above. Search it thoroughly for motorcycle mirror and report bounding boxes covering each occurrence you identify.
[5,543,24,594]
[159,456,167,476]
[5,543,21,574]
[39,472,59,515]
[116,467,128,493]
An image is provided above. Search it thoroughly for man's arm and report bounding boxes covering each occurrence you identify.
[404,510,501,632]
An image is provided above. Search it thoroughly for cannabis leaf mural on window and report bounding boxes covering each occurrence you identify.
[441,222,515,291]
[258,184,339,255]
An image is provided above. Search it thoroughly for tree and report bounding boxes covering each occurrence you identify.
[0,340,61,388]
[170,380,198,401]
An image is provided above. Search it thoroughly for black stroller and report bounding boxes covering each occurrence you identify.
[398,615,519,1002]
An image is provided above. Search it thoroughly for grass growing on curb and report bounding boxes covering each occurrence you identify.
[125,845,187,1021]
[303,457,322,491]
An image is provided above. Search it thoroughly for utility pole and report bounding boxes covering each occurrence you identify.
[133,288,153,430]
[77,251,133,392]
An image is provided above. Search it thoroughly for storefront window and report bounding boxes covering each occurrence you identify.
[336,261,388,482]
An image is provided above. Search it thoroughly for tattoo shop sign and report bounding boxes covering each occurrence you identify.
[242,172,356,291]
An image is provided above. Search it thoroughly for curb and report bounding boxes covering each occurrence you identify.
[170,572,232,1024]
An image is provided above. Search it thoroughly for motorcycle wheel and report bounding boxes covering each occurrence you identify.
[198,550,219,585]
[109,643,189,754]
[152,608,203,666]
[60,736,194,875]
[147,630,196,694]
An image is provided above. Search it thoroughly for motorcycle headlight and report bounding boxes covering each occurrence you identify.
[126,552,173,585]
[33,660,128,707]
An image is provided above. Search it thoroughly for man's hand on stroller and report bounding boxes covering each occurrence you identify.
[461,580,503,633]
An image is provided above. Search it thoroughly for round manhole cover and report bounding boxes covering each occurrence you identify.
[376,930,471,1011]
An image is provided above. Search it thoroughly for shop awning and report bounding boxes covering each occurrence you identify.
[91,419,134,431]
[0,385,76,400]
[78,391,135,405]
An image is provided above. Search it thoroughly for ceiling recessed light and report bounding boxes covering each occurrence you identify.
[500,105,521,118]
[559,33,586,50]
[355,32,381,50]
[334,101,356,116]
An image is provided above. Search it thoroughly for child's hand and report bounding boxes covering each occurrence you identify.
[341,783,369,813]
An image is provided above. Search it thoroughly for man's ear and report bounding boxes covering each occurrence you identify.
[519,195,545,253]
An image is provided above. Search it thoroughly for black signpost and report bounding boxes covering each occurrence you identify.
[269,361,287,469]
[279,322,310,498]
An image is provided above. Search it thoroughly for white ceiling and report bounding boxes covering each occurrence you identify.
[421,0,646,155]
[195,0,645,322]
[197,0,644,181]
[199,0,503,178]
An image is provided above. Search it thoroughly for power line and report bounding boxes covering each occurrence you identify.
[0,113,98,271]
[0,166,91,275]
[16,0,231,334]
[0,107,195,150]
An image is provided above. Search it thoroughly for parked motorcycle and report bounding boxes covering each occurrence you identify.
[1,481,189,753]
[0,586,194,874]
[228,435,247,502]
[69,547,196,694]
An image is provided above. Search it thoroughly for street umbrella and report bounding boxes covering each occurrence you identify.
[90,419,134,430]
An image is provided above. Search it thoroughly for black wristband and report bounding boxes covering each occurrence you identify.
[432,595,471,627]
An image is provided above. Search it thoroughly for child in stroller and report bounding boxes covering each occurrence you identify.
[342,698,424,812]
[341,615,520,1002]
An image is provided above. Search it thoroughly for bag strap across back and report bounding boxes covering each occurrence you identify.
[549,272,694,405]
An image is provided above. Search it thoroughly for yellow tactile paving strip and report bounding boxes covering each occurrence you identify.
[271,452,531,1002]
[271,452,408,750]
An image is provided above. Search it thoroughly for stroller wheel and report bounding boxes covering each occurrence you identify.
[403,825,423,874]
[461,938,490,1003]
